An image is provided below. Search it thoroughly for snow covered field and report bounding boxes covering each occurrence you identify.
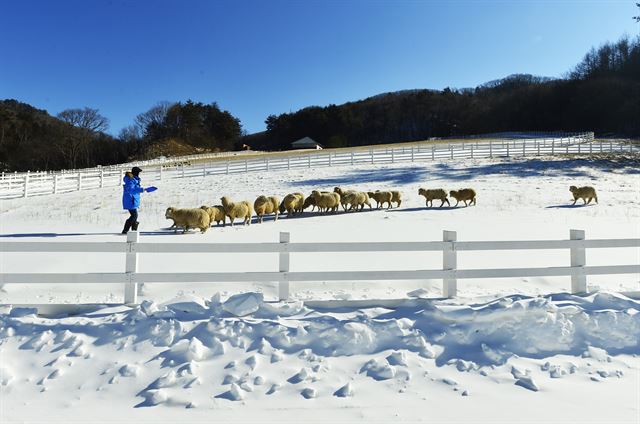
[1,155,639,422]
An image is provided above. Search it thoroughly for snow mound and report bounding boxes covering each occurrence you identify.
[222,292,263,316]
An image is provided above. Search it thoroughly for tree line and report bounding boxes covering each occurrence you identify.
[253,35,639,151]
[0,34,637,172]
[0,100,242,172]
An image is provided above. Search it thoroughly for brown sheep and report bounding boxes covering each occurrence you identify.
[311,190,341,213]
[367,191,393,209]
[418,188,450,208]
[569,185,598,205]
[221,196,253,226]
[200,205,226,226]
[279,192,305,216]
[165,207,210,233]
[254,195,280,223]
[390,190,402,207]
[449,189,476,207]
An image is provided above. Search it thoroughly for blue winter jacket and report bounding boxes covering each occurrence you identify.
[122,172,144,210]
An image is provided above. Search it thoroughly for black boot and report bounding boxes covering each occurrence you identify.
[132,221,139,231]
[121,220,132,235]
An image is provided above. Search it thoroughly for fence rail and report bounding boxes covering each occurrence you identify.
[1,230,638,304]
[4,132,634,200]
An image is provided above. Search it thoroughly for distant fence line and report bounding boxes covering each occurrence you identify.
[0,229,638,304]
[3,132,637,200]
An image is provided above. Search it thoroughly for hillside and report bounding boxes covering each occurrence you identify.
[0,154,638,421]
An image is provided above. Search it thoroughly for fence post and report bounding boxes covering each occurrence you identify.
[77,172,82,191]
[53,174,58,194]
[450,146,453,159]
[124,231,139,304]
[100,169,104,188]
[470,144,473,158]
[489,141,493,158]
[351,152,355,165]
[523,140,526,156]
[432,145,435,160]
[506,142,510,157]
[23,173,29,198]
[552,140,555,155]
[442,230,457,298]
[390,149,394,163]
[181,165,185,178]
[266,158,270,171]
[278,231,290,301]
[570,229,586,294]
[411,146,414,162]
[159,166,163,181]
[245,159,248,172]
[288,157,291,170]
[308,154,311,168]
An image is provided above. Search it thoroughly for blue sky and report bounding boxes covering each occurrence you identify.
[1,0,637,135]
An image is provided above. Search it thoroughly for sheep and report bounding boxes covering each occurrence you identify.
[569,185,598,205]
[418,188,450,208]
[200,205,226,227]
[334,187,371,211]
[449,188,477,207]
[311,190,341,213]
[221,196,253,226]
[279,192,305,216]
[254,195,280,223]
[390,190,402,207]
[304,191,331,212]
[165,207,210,233]
[367,190,393,209]
[341,191,372,211]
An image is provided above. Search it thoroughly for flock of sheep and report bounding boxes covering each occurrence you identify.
[163,185,597,233]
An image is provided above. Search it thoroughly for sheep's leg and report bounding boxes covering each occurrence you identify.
[472,198,476,206]
[583,198,587,205]
[454,200,459,207]
[595,196,598,204]
[571,198,577,205]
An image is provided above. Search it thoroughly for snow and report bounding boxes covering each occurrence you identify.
[0,155,639,421]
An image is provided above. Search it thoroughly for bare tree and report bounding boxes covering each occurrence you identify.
[57,107,109,133]
[56,107,109,168]
[134,101,175,136]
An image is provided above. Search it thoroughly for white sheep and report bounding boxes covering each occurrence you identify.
[367,191,393,209]
[280,192,305,216]
[311,190,341,213]
[165,207,210,233]
[221,196,253,226]
[341,191,371,211]
[254,195,280,223]
[200,205,226,226]
[418,188,450,207]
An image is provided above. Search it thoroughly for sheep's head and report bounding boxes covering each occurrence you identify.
[221,196,231,206]
[200,206,209,211]
[333,187,343,194]
[418,188,426,196]
[569,186,578,193]
[367,191,375,197]
[165,207,174,218]
[449,190,458,197]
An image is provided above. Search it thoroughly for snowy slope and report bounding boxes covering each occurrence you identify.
[0,155,639,421]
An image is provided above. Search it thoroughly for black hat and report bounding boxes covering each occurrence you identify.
[131,166,142,175]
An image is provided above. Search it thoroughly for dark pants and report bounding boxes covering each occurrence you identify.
[122,209,138,233]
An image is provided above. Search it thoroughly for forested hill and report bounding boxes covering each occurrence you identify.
[251,35,639,150]
[1,35,638,172]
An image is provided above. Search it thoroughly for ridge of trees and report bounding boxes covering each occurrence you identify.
[253,35,639,151]
[0,34,637,172]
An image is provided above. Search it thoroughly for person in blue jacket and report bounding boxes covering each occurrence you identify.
[121,166,155,234]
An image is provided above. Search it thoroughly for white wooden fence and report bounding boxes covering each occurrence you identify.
[1,230,638,304]
[4,132,632,200]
